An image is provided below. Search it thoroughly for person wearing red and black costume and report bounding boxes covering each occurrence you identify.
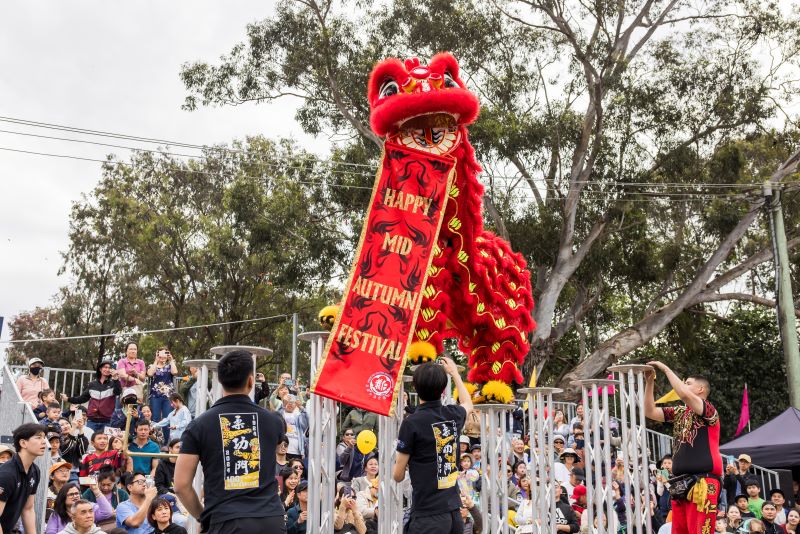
[79,433,126,477]
[645,361,721,534]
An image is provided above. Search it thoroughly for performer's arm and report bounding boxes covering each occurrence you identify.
[392,452,410,483]
[648,361,704,416]
[644,368,664,422]
[442,357,473,413]
[174,453,204,520]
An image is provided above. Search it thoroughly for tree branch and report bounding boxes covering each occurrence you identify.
[691,292,800,319]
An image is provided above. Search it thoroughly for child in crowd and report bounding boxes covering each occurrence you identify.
[736,494,757,520]
[746,480,765,519]
[34,390,57,420]
[42,403,64,427]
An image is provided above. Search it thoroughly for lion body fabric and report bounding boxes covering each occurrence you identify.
[367,53,535,389]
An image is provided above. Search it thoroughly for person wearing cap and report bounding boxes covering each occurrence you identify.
[572,484,587,516]
[63,357,122,435]
[552,435,566,462]
[569,467,585,493]
[458,435,470,456]
[769,489,789,525]
[555,448,579,497]
[286,480,309,534]
[470,443,482,472]
[48,431,63,461]
[0,445,13,464]
[48,460,73,518]
[174,350,286,534]
[16,357,50,406]
[735,493,756,520]
[645,362,722,534]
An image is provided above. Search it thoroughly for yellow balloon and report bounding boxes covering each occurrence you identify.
[356,430,377,455]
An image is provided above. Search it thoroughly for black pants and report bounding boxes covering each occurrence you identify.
[207,516,287,534]
[406,510,464,534]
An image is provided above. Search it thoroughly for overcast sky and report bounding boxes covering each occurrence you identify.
[0,2,322,353]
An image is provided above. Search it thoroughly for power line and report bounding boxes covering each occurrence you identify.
[0,312,295,344]
[0,115,793,191]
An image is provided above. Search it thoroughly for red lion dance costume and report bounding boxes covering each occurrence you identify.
[368,53,535,401]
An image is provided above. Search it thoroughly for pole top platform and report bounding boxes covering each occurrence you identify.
[298,331,330,342]
[472,403,517,412]
[182,359,220,369]
[608,364,654,374]
[574,379,619,387]
[517,387,563,396]
[210,345,273,358]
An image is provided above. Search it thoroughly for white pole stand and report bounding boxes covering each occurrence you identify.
[474,403,516,534]
[299,331,336,533]
[209,345,273,401]
[576,378,619,534]
[608,364,655,534]
[518,387,562,533]
[378,375,411,534]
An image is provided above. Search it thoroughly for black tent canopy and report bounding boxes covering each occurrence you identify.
[719,407,800,469]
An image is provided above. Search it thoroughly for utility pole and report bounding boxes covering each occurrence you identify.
[765,183,800,409]
[291,312,299,379]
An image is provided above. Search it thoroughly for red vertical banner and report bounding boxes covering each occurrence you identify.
[311,142,456,416]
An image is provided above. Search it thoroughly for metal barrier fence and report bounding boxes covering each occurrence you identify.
[10,365,95,399]
[1,365,52,534]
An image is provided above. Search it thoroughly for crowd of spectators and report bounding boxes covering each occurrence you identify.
[5,352,800,534]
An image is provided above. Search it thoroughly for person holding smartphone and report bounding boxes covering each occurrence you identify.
[147,348,178,442]
[334,485,366,534]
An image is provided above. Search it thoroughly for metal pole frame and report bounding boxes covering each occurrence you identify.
[609,364,655,534]
[578,378,618,534]
[299,331,336,534]
[518,387,561,533]
[474,403,515,534]
[378,375,410,534]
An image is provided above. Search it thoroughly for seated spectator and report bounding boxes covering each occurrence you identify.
[356,477,378,521]
[555,448,579,496]
[80,433,125,477]
[749,518,766,533]
[34,389,57,420]
[16,357,49,406]
[43,403,64,428]
[48,432,63,461]
[46,482,113,534]
[351,455,379,494]
[282,394,309,460]
[460,493,481,534]
[736,494,757,519]
[510,460,526,486]
[276,434,290,477]
[471,444,482,472]
[147,497,187,534]
[57,418,88,479]
[82,470,129,511]
[552,436,566,462]
[111,436,125,452]
[288,458,305,481]
[153,395,190,441]
[760,502,783,534]
[572,484,587,517]
[57,499,105,534]
[510,437,529,465]
[569,404,584,433]
[552,409,570,440]
[337,429,356,458]
[745,479,765,519]
[727,505,744,532]
[334,485,366,534]
[62,357,121,434]
[135,406,165,446]
[48,461,73,520]
[116,472,158,534]
[515,483,535,533]
[554,484,580,532]
[337,434,365,485]
[0,444,12,464]
[568,422,584,449]
[154,440,180,496]
[287,480,309,534]
[280,466,301,510]
[459,435,470,457]
[768,489,789,525]
[127,421,159,477]
[785,510,799,534]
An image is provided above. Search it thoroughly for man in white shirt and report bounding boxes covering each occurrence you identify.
[281,395,308,460]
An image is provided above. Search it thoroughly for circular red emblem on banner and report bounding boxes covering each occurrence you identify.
[366,372,394,400]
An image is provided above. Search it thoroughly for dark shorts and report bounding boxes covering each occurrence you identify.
[406,510,464,534]
[206,516,287,534]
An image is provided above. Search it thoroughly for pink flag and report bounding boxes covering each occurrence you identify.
[735,384,750,437]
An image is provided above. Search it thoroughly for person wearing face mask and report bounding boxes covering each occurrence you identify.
[16,358,50,406]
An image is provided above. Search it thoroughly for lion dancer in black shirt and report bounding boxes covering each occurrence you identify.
[645,361,722,534]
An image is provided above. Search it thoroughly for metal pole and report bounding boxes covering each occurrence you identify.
[765,184,800,409]
[518,387,561,534]
[609,364,654,534]
[578,378,619,534]
[378,376,408,534]
[292,312,299,379]
[299,331,336,534]
[474,403,515,534]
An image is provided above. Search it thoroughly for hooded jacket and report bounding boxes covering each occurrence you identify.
[67,375,121,422]
[58,523,104,534]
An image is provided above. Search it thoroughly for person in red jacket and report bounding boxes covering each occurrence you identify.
[62,357,121,434]
[645,361,721,534]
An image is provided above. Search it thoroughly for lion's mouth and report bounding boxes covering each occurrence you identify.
[391,113,461,156]
[398,112,458,131]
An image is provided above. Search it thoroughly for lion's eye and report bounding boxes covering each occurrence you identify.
[379,79,399,99]
[444,72,458,88]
